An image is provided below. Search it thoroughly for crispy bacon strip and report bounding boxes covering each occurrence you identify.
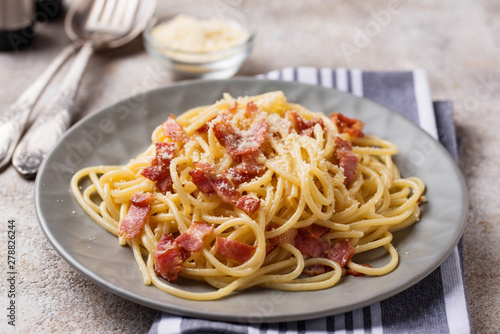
[208,171,241,204]
[324,239,355,267]
[228,101,239,114]
[303,264,326,277]
[195,123,210,133]
[301,224,329,239]
[294,233,331,258]
[162,114,189,143]
[154,222,214,282]
[141,142,176,193]
[176,221,215,253]
[235,195,260,214]
[330,113,364,138]
[271,230,359,277]
[286,110,325,137]
[226,154,266,185]
[189,163,217,195]
[211,115,240,154]
[269,228,298,246]
[337,150,358,186]
[130,191,154,207]
[335,136,358,186]
[236,119,268,156]
[154,234,184,282]
[189,162,260,214]
[175,234,202,253]
[212,115,268,159]
[119,192,153,239]
[215,237,256,263]
[245,101,259,118]
[335,136,352,151]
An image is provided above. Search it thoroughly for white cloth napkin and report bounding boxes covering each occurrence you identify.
[149,67,470,334]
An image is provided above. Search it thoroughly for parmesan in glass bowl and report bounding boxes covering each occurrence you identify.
[143,0,254,79]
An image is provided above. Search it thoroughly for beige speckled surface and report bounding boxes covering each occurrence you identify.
[0,0,499,333]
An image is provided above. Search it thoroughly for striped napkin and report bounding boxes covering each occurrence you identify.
[149,67,470,334]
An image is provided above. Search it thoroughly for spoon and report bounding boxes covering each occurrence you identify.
[10,0,156,178]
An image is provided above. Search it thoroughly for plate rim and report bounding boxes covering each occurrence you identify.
[35,77,469,323]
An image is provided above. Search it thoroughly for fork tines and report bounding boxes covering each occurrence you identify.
[85,0,140,35]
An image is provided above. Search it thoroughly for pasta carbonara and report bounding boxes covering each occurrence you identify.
[71,91,425,301]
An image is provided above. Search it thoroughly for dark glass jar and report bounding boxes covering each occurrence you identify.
[36,0,63,22]
[0,0,36,51]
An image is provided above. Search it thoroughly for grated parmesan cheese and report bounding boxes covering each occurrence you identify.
[151,14,248,53]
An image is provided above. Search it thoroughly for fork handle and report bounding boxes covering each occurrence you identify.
[12,41,94,178]
[0,42,80,171]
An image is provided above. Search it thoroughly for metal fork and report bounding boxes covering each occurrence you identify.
[0,43,80,172]
[10,0,140,178]
[85,0,139,35]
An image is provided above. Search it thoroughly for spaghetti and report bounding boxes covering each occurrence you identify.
[71,91,425,301]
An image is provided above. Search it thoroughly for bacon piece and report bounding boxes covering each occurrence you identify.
[215,237,256,263]
[235,119,268,156]
[141,142,176,193]
[324,239,355,267]
[269,228,298,246]
[303,264,326,277]
[190,162,227,197]
[226,153,266,185]
[189,164,216,195]
[286,110,325,137]
[176,221,214,253]
[330,113,364,138]
[212,115,240,155]
[119,206,150,239]
[335,136,358,186]
[295,239,356,276]
[335,136,353,151]
[294,233,331,258]
[346,264,372,277]
[154,234,184,282]
[175,232,202,253]
[337,149,358,186]
[179,247,191,261]
[154,222,215,282]
[228,101,239,113]
[119,192,153,239]
[162,114,189,143]
[245,101,259,118]
[129,191,154,207]
[235,195,260,214]
[196,123,210,133]
[186,221,214,241]
[156,172,174,193]
[189,162,261,215]
[208,173,241,204]
[212,115,268,159]
[301,224,329,239]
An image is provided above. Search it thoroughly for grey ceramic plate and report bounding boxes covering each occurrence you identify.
[35,78,468,323]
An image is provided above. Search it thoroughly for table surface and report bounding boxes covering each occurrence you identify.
[1,1,499,333]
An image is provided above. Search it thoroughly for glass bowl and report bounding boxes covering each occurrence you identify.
[143,0,255,80]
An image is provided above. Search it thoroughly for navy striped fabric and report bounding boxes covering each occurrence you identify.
[149,68,470,334]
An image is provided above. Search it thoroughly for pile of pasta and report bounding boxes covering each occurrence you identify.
[71,91,425,301]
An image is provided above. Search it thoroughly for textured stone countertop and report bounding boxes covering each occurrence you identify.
[1,1,498,333]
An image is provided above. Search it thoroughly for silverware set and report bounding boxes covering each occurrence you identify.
[0,0,155,178]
